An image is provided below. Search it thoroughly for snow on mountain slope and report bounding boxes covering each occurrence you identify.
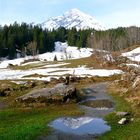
[40,9,105,30]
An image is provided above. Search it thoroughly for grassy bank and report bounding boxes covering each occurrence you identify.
[99,91,140,140]
[0,104,83,140]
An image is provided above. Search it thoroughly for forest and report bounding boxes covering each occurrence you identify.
[0,22,91,59]
[0,22,140,59]
[92,26,140,52]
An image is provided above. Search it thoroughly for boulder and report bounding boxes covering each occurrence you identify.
[118,118,128,125]
[16,83,77,104]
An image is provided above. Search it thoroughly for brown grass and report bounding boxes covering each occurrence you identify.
[64,56,118,69]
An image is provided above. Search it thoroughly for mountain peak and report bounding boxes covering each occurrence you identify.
[41,9,105,30]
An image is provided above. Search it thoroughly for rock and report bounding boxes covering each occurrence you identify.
[130,118,134,122]
[118,118,128,125]
[50,77,59,83]
[116,112,129,116]
[16,83,77,104]
[0,83,13,96]
[70,76,80,83]
[58,77,65,83]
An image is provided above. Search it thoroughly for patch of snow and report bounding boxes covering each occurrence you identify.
[0,56,39,69]
[103,54,115,62]
[73,68,123,77]
[54,42,68,52]
[38,42,93,61]
[126,63,139,68]
[0,66,123,81]
[128,55,140,62]
[0,58,26,69]
[122,47,140,62]
[0,42,92,68]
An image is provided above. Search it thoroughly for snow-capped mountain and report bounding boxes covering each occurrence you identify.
[40,9,105,30]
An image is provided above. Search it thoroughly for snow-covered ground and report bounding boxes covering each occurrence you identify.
[0,65,123,81]
[38,42,93,61]
[122,47,140,62]
[0,42,92,69]
[0,41,123,81]
[0,58,27,69]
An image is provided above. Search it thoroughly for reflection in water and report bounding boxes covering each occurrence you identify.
[49,117,111,135]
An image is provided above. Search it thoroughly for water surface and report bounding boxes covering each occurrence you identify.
[49,116,111,136]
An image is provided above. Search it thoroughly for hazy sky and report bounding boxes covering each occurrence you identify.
[0,0,140,28]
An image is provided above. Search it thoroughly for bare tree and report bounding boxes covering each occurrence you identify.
[26,41,38,57]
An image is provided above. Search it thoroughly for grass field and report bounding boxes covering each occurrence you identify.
[99,88,140,140]
[0,104,83,140]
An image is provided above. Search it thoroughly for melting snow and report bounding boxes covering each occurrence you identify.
[122,47,140,62]
[0,41,123,81]
[0,66,123,81]
[126,64,139,68]
[0,42,92,69]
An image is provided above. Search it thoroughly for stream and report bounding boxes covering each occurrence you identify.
[39,82,114,140]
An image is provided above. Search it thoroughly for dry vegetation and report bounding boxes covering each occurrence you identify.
[64,55,118,69]
[108,73,140,115]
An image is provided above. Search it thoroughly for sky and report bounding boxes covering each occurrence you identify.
[0,0,140,29]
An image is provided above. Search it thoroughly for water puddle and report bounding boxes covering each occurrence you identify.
[80,99,114,109]
[49,117,111,136]
[43,83,114,140]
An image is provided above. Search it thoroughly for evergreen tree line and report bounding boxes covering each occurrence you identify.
[0,22,92,59]
[90,26,140,52]
[0,22,140,60]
